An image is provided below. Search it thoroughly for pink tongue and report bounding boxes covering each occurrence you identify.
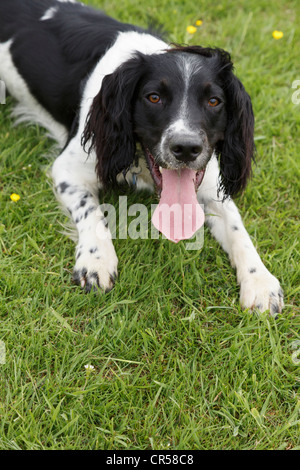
[152,168,205,243]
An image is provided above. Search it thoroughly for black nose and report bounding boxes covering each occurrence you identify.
[169,138,203,162]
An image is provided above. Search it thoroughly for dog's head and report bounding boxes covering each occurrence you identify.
[82,45,255,197]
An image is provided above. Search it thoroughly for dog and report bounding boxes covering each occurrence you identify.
[0,0,284,314]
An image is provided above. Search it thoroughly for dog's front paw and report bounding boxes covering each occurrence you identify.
[239,269,284,315]
[72,243,118,293]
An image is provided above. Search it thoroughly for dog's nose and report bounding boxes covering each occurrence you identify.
[169,137,203,162]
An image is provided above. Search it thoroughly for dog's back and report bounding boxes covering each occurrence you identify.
[0,0,144,130]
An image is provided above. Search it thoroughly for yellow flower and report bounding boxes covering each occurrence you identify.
[187,25,197,34]
[195,20,203,26]
[10,193,20,202]
[272,30,284,40]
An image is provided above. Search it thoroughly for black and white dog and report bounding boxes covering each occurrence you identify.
[0,0,284,314]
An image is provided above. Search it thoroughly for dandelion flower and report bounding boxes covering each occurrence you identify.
[272,30,283,40]
[195,20,203,26]
[187,25,197,34]
[10,193,20,202]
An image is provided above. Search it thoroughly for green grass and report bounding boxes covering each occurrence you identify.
[0,0,299,450]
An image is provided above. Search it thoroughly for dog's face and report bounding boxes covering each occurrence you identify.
[133,53,228,191]
[83,46,255,197]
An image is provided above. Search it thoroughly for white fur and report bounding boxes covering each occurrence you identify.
[41,7,58,21]
[175,55,203,131]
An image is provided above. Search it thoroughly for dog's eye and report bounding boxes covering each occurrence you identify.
[208,97,220,107]
[147,94,161,104]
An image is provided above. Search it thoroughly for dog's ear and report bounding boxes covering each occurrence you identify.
[216,71,255,197]
[82,54,146,186]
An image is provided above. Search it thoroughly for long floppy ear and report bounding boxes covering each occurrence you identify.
[82,54,146,186]
[217,72,255,197]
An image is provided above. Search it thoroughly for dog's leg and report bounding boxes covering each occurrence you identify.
[51,138,118,292]
[198,156,284,315]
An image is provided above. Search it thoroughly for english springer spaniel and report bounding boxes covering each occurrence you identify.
[0,0,284,314]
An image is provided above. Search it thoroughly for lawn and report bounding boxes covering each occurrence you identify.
[0,0,299,450]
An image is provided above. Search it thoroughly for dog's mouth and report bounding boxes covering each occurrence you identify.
[145,149,205,194]
[145,148,206,243]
